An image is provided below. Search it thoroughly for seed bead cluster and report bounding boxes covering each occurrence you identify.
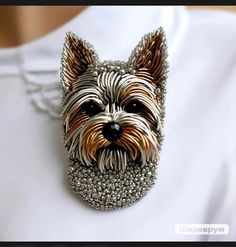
[67,160,157,210]
[88,61,136,76]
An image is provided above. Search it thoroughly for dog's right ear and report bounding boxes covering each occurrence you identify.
[61,32,99,96]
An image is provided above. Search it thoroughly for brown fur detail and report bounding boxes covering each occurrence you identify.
[134,29,168,85]
[81,122,110,162]
[61,32,97,91]
[117,124,157,162]
[65,111,89,144]
[120,82,159,128]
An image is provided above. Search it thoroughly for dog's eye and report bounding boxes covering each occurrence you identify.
[124,100,144,113]
[82,101,103,116]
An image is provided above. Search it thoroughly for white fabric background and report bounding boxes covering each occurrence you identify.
[0,6,236,241]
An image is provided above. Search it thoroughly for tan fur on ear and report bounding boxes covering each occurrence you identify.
[61,32,99,95]
[128,27,168,86]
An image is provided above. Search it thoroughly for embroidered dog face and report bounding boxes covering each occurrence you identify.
[61,27,168,173]
[60,27,168,210]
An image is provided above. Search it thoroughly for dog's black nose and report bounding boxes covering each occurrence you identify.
[102,122,122,142]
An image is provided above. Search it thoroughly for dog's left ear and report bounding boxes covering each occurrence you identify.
[128,27,168,87]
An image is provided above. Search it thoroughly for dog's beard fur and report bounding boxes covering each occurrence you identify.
[63,69,162,172]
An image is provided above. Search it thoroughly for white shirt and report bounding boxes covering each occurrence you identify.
[0,6,236,241]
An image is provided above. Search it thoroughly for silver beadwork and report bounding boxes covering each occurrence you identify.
[60,27,168,210]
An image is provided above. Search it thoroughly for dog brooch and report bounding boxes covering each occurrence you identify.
[60,27,168,210]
